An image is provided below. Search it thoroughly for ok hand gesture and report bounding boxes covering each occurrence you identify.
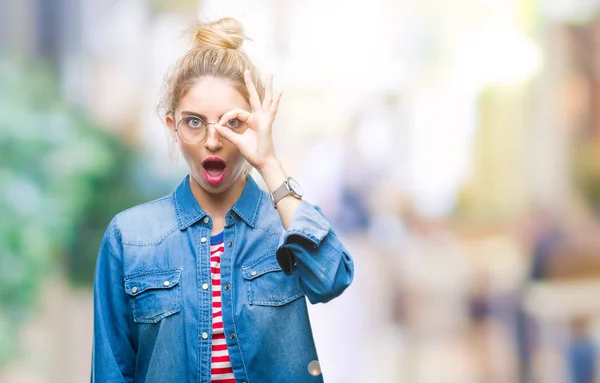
[214,70,282,172]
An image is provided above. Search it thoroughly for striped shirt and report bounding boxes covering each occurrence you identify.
[210,232,236,382]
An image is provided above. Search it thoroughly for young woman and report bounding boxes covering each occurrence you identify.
[92,17,354,383]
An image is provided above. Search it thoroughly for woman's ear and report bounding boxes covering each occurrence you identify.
[165,114,180,163]
[165,114,177,140]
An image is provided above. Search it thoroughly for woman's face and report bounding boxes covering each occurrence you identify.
[167,76,250,196]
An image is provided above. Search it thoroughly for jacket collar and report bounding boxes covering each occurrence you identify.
[174,175,262,230]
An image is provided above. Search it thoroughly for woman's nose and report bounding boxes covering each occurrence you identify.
[204,124,222,151]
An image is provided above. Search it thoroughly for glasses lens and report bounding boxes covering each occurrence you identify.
[177,117,206,144]
[222,118,248,134]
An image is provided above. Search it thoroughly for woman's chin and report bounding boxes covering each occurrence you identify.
[190,168,245,196]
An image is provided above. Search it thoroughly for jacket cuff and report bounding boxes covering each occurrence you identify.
[276,201,331,275]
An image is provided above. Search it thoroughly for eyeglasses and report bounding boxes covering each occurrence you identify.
[175,115,247,145]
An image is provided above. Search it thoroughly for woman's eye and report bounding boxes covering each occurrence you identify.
[187,118,204,129]
[225,118,241,129]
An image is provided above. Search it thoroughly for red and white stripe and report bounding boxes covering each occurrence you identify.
[210,240,236,382]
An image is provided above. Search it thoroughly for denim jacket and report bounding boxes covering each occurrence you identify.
[92,175,354,383]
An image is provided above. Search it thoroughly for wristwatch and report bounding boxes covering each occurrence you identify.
[270,177,303,208]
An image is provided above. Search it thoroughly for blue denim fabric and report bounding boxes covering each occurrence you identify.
[91,175,354,383]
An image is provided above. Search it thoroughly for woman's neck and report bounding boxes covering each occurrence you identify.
[188,175,246,230]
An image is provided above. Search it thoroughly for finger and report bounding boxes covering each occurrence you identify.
[244,69,262,111]
[263,73,273,108]
[218,108,252,125]
[269,92,282,116]
[213,124,242,146]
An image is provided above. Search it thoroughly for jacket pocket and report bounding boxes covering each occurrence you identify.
[124,268,182,323]
[242,253,304,306]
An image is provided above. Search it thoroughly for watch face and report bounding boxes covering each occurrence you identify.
[287,177,303,198]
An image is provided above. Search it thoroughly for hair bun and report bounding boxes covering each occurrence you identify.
[193,17,246,50]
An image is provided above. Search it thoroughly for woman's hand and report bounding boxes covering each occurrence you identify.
[214,70,282,172]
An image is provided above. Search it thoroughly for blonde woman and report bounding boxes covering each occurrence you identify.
[91,17,354,383]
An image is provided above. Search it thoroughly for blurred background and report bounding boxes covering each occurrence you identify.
[2,0,600,382]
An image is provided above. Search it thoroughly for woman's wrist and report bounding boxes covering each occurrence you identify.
[256,157,288,193]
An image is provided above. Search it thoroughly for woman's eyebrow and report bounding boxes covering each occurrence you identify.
[181,110,206,119]
[181,110,225,120]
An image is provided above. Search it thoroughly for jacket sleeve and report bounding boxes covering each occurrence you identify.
[91,217,136,383]
[276,201,354,304]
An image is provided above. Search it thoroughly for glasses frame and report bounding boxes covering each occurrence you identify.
[174,117,221,145]
[174,115,246,145]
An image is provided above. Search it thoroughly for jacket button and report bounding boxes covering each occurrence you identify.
[227,242,233,247]
[203,217,209,224]
[201,237,207,243]
[229,333,236,340]
[229,213,234,219]
[163,281,170,287]
[131,286,138,294]
[250,271,257,276]
[308,360,322,376]
[224,283,230,290]
[202,283,209,290]
[201,332,208,340]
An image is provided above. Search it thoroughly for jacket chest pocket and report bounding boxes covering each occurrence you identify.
[242,253,304,306]
[124,269,182,323]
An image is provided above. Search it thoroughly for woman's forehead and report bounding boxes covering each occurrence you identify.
[179,76,248,115]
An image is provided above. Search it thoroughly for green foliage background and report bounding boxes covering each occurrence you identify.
[0,59,152,365]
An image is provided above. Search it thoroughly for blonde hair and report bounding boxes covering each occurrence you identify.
[158,17,264,172]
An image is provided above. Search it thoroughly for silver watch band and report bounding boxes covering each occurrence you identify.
[270,181,290,209]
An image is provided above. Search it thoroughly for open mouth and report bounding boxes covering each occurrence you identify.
[201,157,227,185]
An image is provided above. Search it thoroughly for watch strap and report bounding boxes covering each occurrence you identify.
[270,180,290,209]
